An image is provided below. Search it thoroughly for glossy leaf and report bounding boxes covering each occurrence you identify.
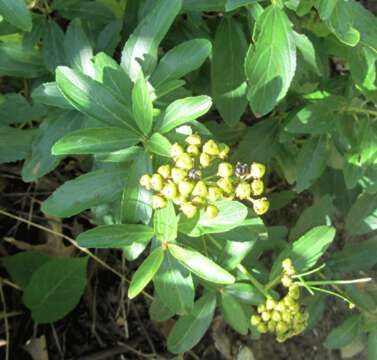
[145,132,172,157]
[167,292,216,354]
[224,283,264,305]
[245,5,296,116]
[43,21,66,73]
[52,127,141,155]
[56,66,136,131]
[23,257,88,323]
[77,224,154,248]
[154,201,177,243]
[132,71,154,135]
[158,96,212,134]
[368,327,377,360]
[128,247,165,299]
[154,252,194,314]
[0,0,32,31]
[221,292,248,335]
[32,82,73,109]
[121,0,182,81]
[151,39,212,87]
[168,244,235,284]
[42,166,127,217]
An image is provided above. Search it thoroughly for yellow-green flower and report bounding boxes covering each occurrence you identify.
[157,164,171,179]
[185,133,202,145]
[207,186,223,202]
[206,205,219,219]
[186,144,200,156]
[161,182,178,199]
[235,181,251,200]
[139,174,151,190]
[152,195,167,209]
[218,143,230,159]
[150,174,163,191]
[217,162,233,178]
[171,168,187,183]
[202,139,219,155]
[253,197,269,215]
[217,178,233,193]
[175,153,193,170]
[251,179,264,196]
[192,180,208,197]
[181,202,198,218]
[199,152,211,167]
[178,180,195,197]
[171,143,185,158]
[250,162,266,178]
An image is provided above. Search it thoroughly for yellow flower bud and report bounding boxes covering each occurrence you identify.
[272,311,281,322]
[250,315,261,326]
[218,162,234,178]
[150,174,163,191]
[171,143,185,158]
[218,143,230,159]
[251,179,264,196]
[217,178,233,194]
[288,284,300,300]
[282,312,292,324]
[181,202,198,218]
[178,180,194,197]
[275,302,285,312]
[266,299,277,311]
[186,133,202,145]
[267,320,277,332]
[157,164,171,179]
[202,139,219,155]
[235,182,251,200]
[253,197,269,215]
[186,144,200,156]
[257,304,266,314]
[171,168,187,183]
[199,152,211,167]
[161,182,178,199]
[284,296,296,308]
[261,311,271,322]
[282,258,293,272]
[281,275,292,288]
[250,162,266,178]
[192,196,206,207]
[172,195,186,206]
[206,205,219,219]
[192,180,208,197]
[256,323,268,334]
[276,322,288,334]
[139,174,151,190]
[175,153,193,170]
[152,195,167,209]
[207,187,223,202]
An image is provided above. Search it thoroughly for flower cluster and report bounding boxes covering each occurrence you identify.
[139,134,269,219]
[251,259,309,342]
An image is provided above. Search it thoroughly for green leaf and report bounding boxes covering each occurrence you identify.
[270,226,336,279]
[329,237,377,272]
[154,201,177,243]
[154,252,194,314]
[151,39,212,87]
[345,193,377,236]
[42,166,127,217]
[64,18,94,77]
[221,292,248,335]
[77,224,154,248]
[128,247,165,299]
[43,21,67,73]
[93,52,133,107]
[212,16,247,126]
[225,0,257,11]
[327,1,360,47]
[368,327,377,360]
[149,295,175,321]
[120,152,152,224]
[0,127,37,164]
[32,82,74,109]
[22,111,83,182]
[187,201,248,237]
[145,132,172,157]
[56,66,136,131]
[132,71,154,135]
[2,251,50,289]
[158,96,212,134]
[295,136,331,192]
[96,20,122,56]
[52,127,141,155]
[182,0,225,11]
[168,244,235,284]
[121,0,182,81]
[324,314,362,349]
[245,5,296,116]
[315,0,337,20]
[289,195,334,240]
[223,283,264,305]
[167,292,216,354]
[0,42,47,78]
[233,118,279,162]
[284,97,345,135]
[23,257,88,323]
[0,0,32,31]
[0,93,47,125]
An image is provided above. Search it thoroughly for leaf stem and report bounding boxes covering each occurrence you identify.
[344,106,377,118]
[305,278,372,286]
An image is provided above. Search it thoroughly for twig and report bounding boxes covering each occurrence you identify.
[0,283,10,360]
[0,209,153,300]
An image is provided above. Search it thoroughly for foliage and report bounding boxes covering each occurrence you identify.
[1,0,377,357]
